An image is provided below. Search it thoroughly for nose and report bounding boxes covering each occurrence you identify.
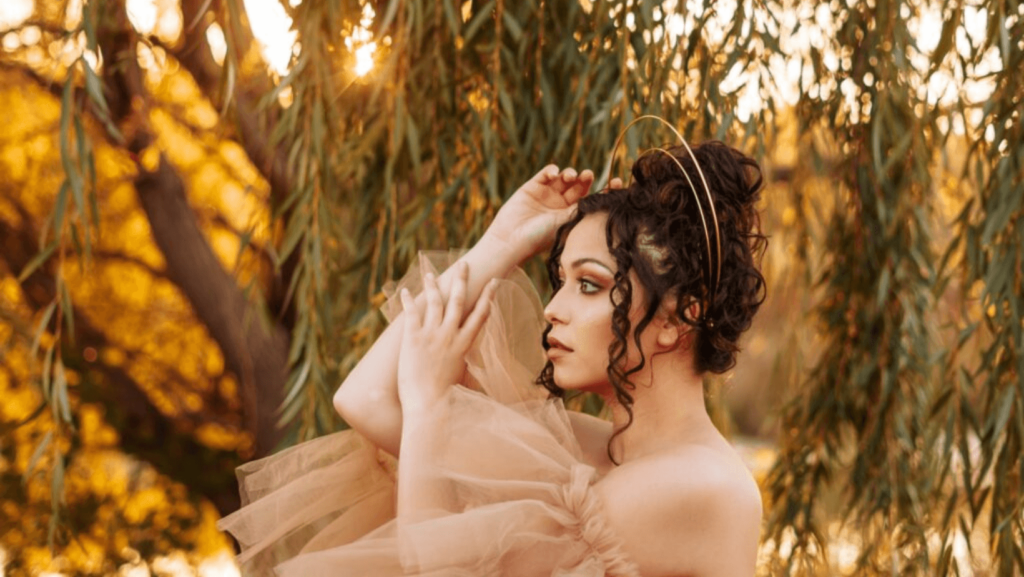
[543,287,567,325]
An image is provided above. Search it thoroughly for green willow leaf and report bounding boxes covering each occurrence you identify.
[59,281,74,344]
[282,356,313,411]
[30,302,57,359]
[463,0,497,44]
[23,430,53,482]
[18,242,57,283]
[53,359,72,425]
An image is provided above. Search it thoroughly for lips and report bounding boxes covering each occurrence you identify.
[547,336,574,352]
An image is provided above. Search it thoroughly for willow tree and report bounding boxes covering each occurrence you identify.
[0,0,1021,574]
[758,1,1024,574]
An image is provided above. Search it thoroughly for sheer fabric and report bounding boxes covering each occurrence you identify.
[217,252,641,577]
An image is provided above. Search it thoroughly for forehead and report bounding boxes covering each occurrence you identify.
[561,213,612,262]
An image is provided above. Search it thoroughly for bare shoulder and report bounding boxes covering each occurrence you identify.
[594,446,762,577]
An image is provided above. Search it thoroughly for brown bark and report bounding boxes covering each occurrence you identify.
[92,4,289,458]
[2,0,301,510]
[134,158,288,458]
[171,0,303,328]
[0,204,244,515]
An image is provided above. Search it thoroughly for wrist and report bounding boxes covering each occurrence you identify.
[400,392,450,422]
[476,231,532,269]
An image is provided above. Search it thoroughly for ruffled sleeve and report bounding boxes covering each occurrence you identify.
[394,385,642,577]
[219,251,640,577]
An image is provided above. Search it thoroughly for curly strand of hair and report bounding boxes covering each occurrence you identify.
[604,267,636,466]
[604,227,671,465]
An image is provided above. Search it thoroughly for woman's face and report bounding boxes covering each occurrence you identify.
[544,212,653,392]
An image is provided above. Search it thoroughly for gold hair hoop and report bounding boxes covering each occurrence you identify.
[604,115,722,320]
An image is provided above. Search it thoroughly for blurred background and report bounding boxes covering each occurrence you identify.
[0,0,1020,574]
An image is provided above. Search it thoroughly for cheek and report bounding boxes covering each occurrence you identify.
[578,303,615,350]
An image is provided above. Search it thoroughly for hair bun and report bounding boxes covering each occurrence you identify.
[630,141,763,212]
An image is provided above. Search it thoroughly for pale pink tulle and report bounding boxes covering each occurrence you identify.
[217,252,641,577]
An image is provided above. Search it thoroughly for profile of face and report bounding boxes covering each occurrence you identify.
[543,212,674,394]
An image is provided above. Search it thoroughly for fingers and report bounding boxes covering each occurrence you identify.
[422,272,443,328]
[563,169,594,205]
[537,164,560,184]
[610,177,624,189]
[535,164,595,203]
[442,262,468,331]
[400,288,421,330]
[542,166,590,196]
[456,278,498,351]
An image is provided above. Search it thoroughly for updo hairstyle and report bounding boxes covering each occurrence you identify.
[536,140,767,423]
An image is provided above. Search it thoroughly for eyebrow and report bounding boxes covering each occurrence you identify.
[559,257,614,274]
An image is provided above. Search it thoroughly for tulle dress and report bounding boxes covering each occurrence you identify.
[217,252,641,577]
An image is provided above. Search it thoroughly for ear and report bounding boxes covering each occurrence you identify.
[655,318,681,349]
[655,294,702,350]
[653,295,684,350]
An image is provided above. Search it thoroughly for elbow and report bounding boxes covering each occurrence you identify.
[333,376,381,425]
[333,382,356,422]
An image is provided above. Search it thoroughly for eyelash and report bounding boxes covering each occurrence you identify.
[557,275,602,295]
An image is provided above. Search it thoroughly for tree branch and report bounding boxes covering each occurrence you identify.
[155,1,304,328]
[91,3,287,461]
[163,0,292,202]
[0,206,243,516]
[0,60,64,100]
[132,157,287,458]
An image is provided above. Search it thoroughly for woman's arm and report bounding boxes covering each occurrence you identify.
[393,269,495,517]
[333,166,594,456]
[332,236,523,456]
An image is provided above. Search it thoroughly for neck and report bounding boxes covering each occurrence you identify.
[602,351,716,464]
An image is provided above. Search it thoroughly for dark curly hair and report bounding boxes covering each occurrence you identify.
[536,140,767,461]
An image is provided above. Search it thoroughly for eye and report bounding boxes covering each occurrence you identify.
[578,278,601,294]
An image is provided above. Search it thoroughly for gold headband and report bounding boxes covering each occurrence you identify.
[605,115,721,320]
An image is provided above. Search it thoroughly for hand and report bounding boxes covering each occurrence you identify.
[397,262,497,413]
[484,165,595,260]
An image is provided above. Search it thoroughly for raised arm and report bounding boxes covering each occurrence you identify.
[333,166,594,456]
[333,236,521,455]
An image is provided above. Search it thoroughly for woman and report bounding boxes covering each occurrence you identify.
[219,138,767,577]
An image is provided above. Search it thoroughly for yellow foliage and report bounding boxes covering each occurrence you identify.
[781,206,796,226]
[195,422,249,452]
[78,404,119,448]
[100,346,126,367]
[0,33,268,572]
[124,487,167,525]
[204,348,225,376]
[60,534,105,574]
[191,501,234,557]
[21,546,54,575]
[209,226,242,271]
[1,144,27,180]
